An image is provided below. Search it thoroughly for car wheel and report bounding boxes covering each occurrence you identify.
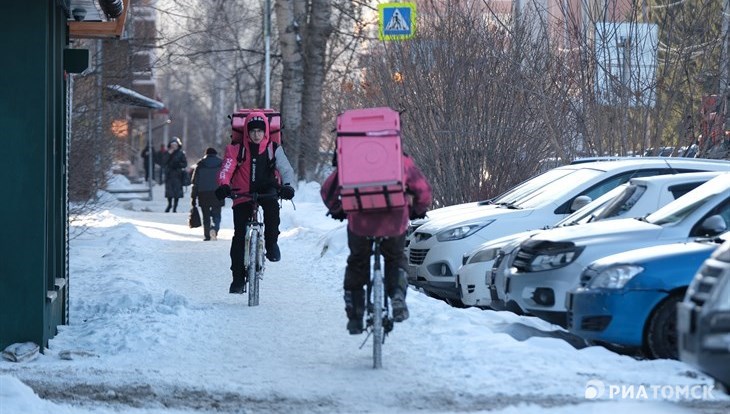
[643,294,681,360]
[445,297,467,308]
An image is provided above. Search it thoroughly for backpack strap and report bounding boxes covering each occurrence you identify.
[268,142,277,169]
[236,142,246,165]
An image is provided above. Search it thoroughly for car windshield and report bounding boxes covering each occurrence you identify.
[594,184,647,220]
[646,177,727,226]
[491,168,576,205]
[505,168,605,209]
[555,184,628,226]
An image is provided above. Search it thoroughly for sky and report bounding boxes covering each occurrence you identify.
[1,176,728,414]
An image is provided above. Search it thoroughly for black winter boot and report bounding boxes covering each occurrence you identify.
[344,290,365,334]
[229,273,246,294]
[389,269,409,322]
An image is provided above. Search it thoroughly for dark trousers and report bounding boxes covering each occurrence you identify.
[200,202,222,239]
[344,230,407,297]
[229,198,280,276]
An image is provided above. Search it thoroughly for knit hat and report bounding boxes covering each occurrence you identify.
[205,147,217,155]
[168,137,182,148]
[247,116,266,132]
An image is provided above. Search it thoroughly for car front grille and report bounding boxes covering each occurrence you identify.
[409,248,429,265]
[580,315,612,331]
[689,263,723,306]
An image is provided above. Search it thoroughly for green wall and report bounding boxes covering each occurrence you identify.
[0,0,68,351]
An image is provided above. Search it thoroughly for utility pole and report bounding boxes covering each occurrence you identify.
[265,0,271,108]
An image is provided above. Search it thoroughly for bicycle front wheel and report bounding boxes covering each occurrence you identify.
[247,231,260,306]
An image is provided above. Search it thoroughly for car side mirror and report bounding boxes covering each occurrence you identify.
[700,215,727,236]
[570,195,592,212]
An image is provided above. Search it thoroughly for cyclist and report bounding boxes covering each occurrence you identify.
[320,152,432,334]
[215,112,296,294]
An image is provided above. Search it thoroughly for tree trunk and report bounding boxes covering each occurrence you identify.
[300,0,332,181]
[274,0,305,179]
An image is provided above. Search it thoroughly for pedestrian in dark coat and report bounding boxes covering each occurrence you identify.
[164,137,187,212]
[191,147,224,240]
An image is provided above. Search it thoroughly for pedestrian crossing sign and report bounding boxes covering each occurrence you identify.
[379,2,416,41]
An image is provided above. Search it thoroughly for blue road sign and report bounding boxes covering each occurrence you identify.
[379,3,416,41]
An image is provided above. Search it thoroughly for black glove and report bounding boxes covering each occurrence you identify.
[328,210,347,222]
[191,197,197,207]
[215,185,231,201]
[409,209,427,221]
[279,185,295,200]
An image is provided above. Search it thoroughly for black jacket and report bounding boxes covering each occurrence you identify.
[191,154,224,207]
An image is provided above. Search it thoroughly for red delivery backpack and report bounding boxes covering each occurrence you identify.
[336,107,406,213]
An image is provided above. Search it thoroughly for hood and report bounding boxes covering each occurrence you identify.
[467,229,540,257]
[244,112,270,154]
[410,201,494,229]
[529,217,661,246]
[417,207,534,233]
[589,240,721,269]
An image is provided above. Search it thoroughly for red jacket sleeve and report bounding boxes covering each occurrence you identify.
[217,144,238,187]
[404,155,432,216]
[320,170,342,212]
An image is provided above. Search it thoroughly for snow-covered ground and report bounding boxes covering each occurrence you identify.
[1,176,728,413]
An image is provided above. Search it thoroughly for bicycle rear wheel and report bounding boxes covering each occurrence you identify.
[247,230,260,306]
[372,267,384,369]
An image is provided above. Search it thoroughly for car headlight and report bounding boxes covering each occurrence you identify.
[436,221,493,242]
[587,264,644,289]
[469,247,499,264]
[527,246,584,271]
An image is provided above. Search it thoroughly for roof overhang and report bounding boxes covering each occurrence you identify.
[68,0,130,39]
[106,85,164,109]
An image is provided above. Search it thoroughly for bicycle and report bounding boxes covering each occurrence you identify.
[359,237,394,369]
[230,191,279,306]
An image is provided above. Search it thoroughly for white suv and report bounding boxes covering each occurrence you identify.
[407,158,730,304]
[458,171,724,308]
[505,173,730,326]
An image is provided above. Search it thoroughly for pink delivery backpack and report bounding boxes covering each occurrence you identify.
[336,107,406,213]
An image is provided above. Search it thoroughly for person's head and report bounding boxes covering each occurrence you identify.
[247,116,266,144]
[205,147,217,156]
[168,137,182,149]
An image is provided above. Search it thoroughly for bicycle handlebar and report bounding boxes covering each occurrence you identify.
[229,190,280,201]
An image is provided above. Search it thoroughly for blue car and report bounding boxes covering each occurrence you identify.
[565,233,729,360]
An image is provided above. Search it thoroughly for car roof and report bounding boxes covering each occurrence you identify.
[559,157,730,172]
[628,171,728,185]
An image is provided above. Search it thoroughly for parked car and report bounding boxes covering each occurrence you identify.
[678,239,730,393]
[565,233,728,359]
[488,173,720,313]
[459,172,723,309]
[505,173,730,327]
[407,158,730,304]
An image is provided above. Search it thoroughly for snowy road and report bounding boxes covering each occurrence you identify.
[1,182,728,414]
